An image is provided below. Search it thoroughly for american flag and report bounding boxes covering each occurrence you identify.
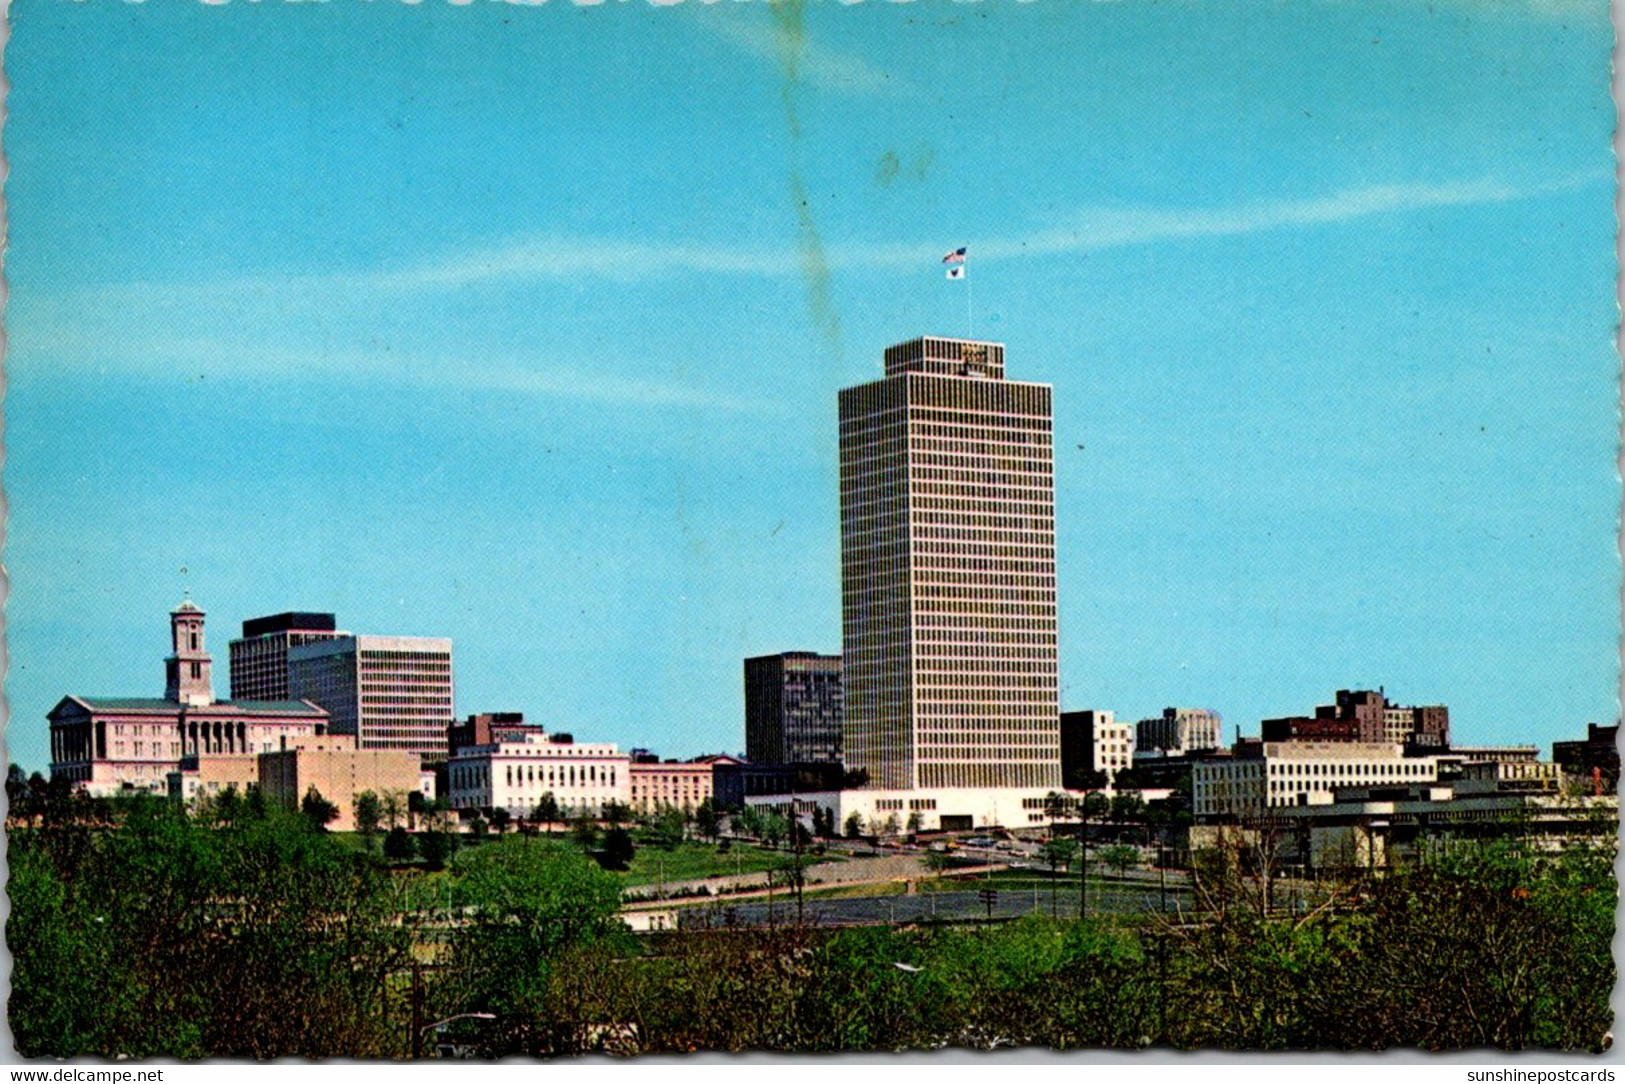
[942,247,967,265]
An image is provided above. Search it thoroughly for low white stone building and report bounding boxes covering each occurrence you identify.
[746,786,1066,834]
[1192,741,1440,820]
[447,729,630,817]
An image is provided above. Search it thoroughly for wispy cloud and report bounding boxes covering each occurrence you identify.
[290,168,1613,291]
[974,171,1604,261]
[697,9,918,97]
[11,327,773,415]
[26,169,1602,309]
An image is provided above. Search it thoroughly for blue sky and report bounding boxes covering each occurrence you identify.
[4,0,1616,773]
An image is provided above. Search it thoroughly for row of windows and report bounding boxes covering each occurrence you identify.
[913,470,1053,492]
[913,496,1053,519]
[916,658,1058,673]
[919,763,1058,788]
[916,701,1058,716]
[916,585,1057,604]
[917,540,1057,560]
[916,569,1056,588]
[914,602,1057,620]
[912,416,1051,440]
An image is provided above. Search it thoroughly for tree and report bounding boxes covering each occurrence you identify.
[1064,766,1110,792]
[382,826,416,862]
[300,787,339,830]
[211,786,243,828]
[734,805,764,840]
[1043,790,1076,834]
[570,812,599,851]
[600,800,631,827]
[532,792,562,828]
[353,791,383,852]
[922,849,953,879]
[843,812,865,840]
[1098,844,1140,878]
[880,813,901,839]
[447,838,627,1042]
[1039,836,1081,914]
[761,811,788,848]
[27,772,50,826]
[695,797,720,842]
[490,807,512,835]
[906,811,923,834]
[7,763,30,822]
[418,828,455,871]
[380,790,405,831]
[600,826,636,871]
[1110,790,1146,825]
[649,808,686,851]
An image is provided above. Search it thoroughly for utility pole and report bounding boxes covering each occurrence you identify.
[409,961,423,1060]
[1079,815,1089,920]
[1159,837,1167,913]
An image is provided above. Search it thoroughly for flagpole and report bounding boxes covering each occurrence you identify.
[967,271,973,340]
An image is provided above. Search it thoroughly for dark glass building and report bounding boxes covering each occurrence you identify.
[743,652,843,766]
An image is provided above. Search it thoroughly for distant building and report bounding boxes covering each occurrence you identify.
[447,728,630,817]
[166,754,264,806]
[1192,741,1441,821]
[229,612,347,701]
[744,652,844,765]
[448,712,543,757]
[1261,689,1449,748]
[628,759,715,815]
[1060,710,1133,789]
[1136,707,1224,758]
[288,635,454,759]
[711,760,845,812]
[49,600,328,796]
[256,734,426,832]
[1553,723,1619,788]
[1192,763,1607,873]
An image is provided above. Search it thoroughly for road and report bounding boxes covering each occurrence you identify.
[664,879,1195,930]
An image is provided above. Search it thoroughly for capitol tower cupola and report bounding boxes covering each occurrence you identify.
[165,597,215,706]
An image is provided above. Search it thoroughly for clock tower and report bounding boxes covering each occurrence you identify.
[165,597,215,707]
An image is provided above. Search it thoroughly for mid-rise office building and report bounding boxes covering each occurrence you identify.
[743,652,844,765]
[839,335,1061,795]
[1137,707,1224,757]
[229,612,348,701]
[1060,709,1133,789]
[288,635,454,759]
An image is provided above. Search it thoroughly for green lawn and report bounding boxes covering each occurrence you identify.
[616,841,802,887]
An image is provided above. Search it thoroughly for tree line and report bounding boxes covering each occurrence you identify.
[7,787,1615,1057]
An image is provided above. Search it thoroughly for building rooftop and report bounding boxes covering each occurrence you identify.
[61,696,328,716]
[241,612,339,638]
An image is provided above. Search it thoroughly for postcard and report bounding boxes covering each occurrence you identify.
[3,0,1618,1063]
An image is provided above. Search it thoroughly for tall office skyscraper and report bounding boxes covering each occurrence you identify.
[229,612,347,701]
[744,652,844,766]
[839,336,1061,791]
[288,635,454,758]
